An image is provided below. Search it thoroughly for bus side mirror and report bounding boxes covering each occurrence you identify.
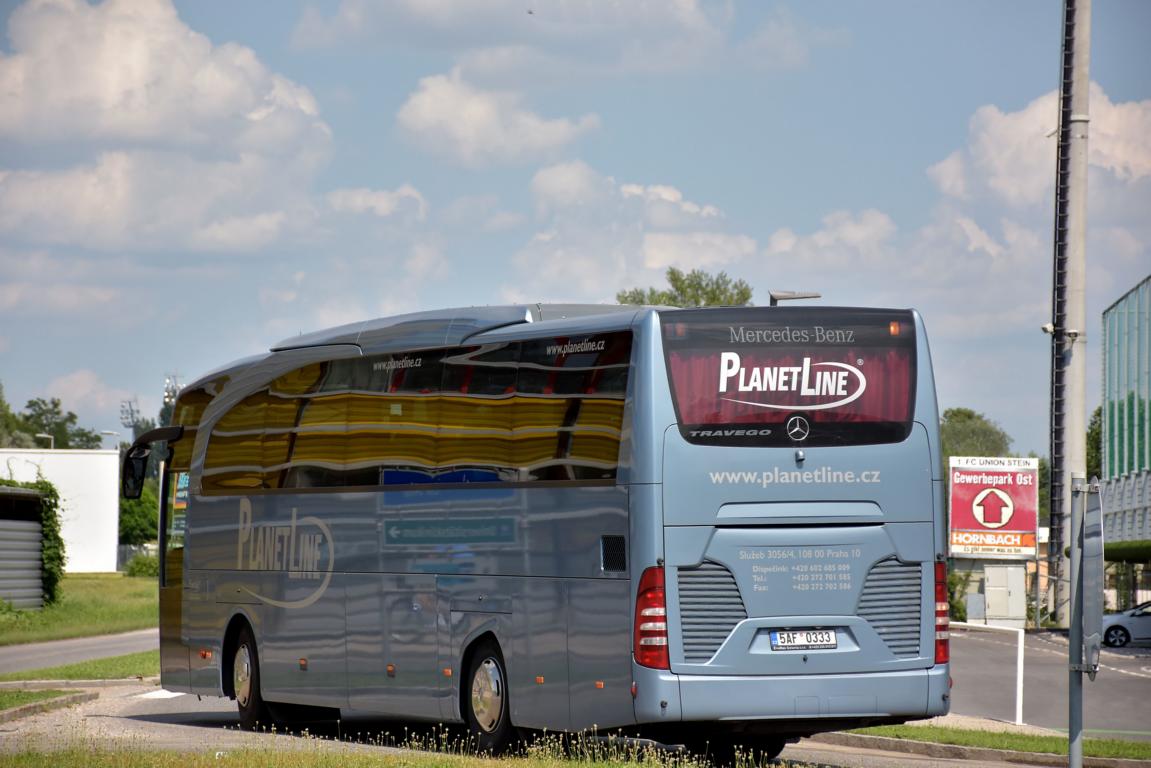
[120,425,185,499]
[122,445,150,500]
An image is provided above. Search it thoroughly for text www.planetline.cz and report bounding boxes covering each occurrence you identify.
[709,468,881,486]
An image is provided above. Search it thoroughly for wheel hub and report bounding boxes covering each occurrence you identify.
[471,657,504,733]
[234,644,252,707]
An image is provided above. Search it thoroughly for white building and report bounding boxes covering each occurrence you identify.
[0,448,119,573]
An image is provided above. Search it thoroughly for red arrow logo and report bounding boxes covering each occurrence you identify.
[980,491,1008,524]
[972,487,1014,529]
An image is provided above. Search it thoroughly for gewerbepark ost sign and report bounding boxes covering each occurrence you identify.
[949,456,1039,560]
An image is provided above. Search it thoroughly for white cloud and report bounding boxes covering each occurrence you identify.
[46,369,132,414]
[1090,87,1151,182]
[512,161,755,301]
[927,151,968,200]
[294,1,842,82]
[328,185,429,221]
[0,247,127,313]
[441,195,525,232]
[404,242,450,281]
[0,151,316,251]
[764,209,896,267]
[0,0,332,252]
[621,184,722,229]
[0,0,328,153]
[954,216,1003,258]
[295,1,724,71]
[642,232,755,270]
[753,86,1150,457]
[933,84,1151,208]
[0,281,120,314]
[531,161,616,215]
[397,69,599,167]
[735,6,846,72]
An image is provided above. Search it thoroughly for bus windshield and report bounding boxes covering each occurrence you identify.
[661,307,916,447]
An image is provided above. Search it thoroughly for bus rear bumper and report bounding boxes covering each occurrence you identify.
[633,664,949,727]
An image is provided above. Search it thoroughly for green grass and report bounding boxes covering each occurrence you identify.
[0,573,157,646]
[0,650,159,682]
[852,725,1151,760]
[0,750,479,768]
[0,744,780,768]
[0,689,69,711]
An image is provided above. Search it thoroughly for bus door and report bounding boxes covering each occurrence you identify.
[160,461,191,691]
[657,309,941,699]
[124,425,193,693]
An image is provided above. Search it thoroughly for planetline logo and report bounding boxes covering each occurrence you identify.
[718,352,867,411]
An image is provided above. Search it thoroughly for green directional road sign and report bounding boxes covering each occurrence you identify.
[384,517,517,546]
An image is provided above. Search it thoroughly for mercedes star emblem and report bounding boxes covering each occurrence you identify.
[786,415,811,442]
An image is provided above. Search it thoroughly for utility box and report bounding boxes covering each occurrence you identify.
[984,563,1027,629]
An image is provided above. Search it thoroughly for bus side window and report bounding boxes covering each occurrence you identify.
[163,469,188,587]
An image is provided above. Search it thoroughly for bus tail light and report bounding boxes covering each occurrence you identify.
[634,566,669,669]
[934,561,950,664]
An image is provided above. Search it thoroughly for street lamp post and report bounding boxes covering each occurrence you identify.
[34,433,54,449]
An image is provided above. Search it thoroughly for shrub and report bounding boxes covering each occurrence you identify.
[125,554,160,578]
[948,569,971,623]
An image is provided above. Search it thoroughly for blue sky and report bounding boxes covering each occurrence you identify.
[1,0,1148,456]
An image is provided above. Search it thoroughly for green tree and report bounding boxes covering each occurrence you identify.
[119,477,159,545]
[616,267,753,308]
[1086,404,1102,480]
[939,407,1012,466]
[132,416,157,441]
[0,382,35,447]
[20,397,102,449]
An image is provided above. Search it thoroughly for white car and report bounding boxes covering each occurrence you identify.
[1102,600,1151,647]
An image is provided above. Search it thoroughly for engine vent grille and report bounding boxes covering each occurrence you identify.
[600,535,627,573]
[677,561,747,663]
[856,558,922,658]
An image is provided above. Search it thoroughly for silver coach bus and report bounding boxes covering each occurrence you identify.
[123,303,950,759]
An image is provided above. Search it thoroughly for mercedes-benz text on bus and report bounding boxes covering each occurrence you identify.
[123,303,949,759]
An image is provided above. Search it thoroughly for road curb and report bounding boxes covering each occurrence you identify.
[0,691,99,723]
[809,731,1151,767]
[0,677,159,690]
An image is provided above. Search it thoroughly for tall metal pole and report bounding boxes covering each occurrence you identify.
[1053,0,1091,765]
[1049,0,1091,629]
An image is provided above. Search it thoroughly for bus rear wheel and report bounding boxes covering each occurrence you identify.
[464,639,514,753]
[234,626,272,730]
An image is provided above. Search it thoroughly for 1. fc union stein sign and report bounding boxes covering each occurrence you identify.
[949,456,1039,559]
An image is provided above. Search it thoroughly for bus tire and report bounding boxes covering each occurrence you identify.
[463,639,514,753]
[233,625,272,730]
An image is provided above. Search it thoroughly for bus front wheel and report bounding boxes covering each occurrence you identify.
[464,639,514,753]
[234,626,272,730]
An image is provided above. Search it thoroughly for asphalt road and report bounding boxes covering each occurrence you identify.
[949,628,1151,741]
[0,628,158,674]
[1,683,1034,768]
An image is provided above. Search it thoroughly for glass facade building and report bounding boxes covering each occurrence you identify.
[1102,274,1151,553]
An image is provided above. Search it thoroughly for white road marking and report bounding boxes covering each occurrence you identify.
[136,690,186,699]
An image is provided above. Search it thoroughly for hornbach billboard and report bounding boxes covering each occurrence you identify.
[949,456,1039,560]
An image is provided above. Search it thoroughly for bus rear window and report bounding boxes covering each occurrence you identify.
[661,307,917,447]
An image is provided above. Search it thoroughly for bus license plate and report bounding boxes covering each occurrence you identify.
[770,629,837,651]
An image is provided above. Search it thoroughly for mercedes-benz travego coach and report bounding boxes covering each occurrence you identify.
[123,303,950,761]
